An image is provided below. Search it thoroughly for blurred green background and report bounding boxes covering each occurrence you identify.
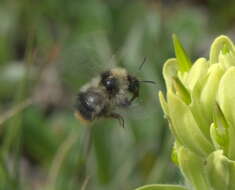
[0,0,235,189]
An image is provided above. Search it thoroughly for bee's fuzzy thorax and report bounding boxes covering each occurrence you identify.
[110,67,128,78]
[110,67,129,89]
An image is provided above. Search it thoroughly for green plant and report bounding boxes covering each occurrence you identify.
[136,35,235,190]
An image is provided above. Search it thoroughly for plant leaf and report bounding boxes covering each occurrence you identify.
[185,57,209,90]
[172,34,192,73]
[217,67,235,160]
[172,77,191,105]
[167,89,213,156]
[135,184,188,190]
[178,146,211,190]
[162,58,178,90]
[209,35,235,64]
[205,150,230,190]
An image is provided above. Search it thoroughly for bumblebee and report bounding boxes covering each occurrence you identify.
[75,67,153,127]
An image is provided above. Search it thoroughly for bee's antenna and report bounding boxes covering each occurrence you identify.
[139,80,156,85]
[138,57,147,70]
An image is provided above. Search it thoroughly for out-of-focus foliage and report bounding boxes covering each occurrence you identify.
[0,0,234,190]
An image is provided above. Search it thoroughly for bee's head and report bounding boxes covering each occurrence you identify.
[127,75,139,97]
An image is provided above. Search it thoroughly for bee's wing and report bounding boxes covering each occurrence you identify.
[58,32,120,89]
[114,88,159,127]
[121,99,156,121]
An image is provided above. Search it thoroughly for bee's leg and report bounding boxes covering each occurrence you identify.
[129,92,139,103]
[107,112,125,128]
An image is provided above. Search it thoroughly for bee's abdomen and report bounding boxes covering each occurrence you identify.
[75,90,106,122]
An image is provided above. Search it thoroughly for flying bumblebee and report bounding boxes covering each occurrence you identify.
[74,62,155,127]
